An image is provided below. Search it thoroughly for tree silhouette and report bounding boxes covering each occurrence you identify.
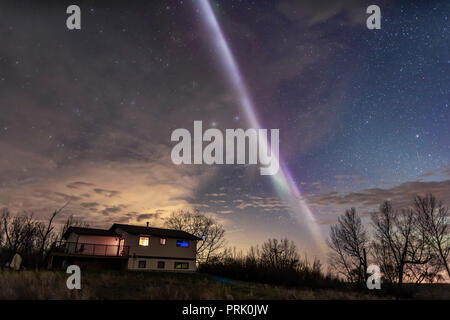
[414,194,450,279]
[327,208,369,284]
[165,209,226,263]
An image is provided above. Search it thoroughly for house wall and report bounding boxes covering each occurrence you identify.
[64,233,121,256]
[127,257,196,272]
[77,235,120,246]
[65,233,120,246]
[114,228,198,271]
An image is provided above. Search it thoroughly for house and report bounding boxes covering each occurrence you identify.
[49,222,202,272]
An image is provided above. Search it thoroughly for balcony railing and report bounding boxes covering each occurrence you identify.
[54,241,130,257]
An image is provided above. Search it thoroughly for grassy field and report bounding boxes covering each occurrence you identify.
[0,269,392,300]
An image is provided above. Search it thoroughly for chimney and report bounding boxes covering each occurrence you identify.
[146,221,149,228]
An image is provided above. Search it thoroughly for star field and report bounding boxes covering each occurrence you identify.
[0,0,448,259]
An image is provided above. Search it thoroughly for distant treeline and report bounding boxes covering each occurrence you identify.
[199,238,341,289]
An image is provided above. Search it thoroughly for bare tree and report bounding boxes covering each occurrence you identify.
[2,211,41,254]
[260,238,299,270]
[327,208,369,284]
[371,201,433,286]
[165,210,226,263]
[36,203,69,266]
[371,238,397,283]
[414,194,450,279]
[0,205,70,268]
[246,245,260,266]
[0,208,6,248]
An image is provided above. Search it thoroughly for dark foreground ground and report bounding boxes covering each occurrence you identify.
[0,269,447,300]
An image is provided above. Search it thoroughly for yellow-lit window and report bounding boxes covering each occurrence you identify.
[139,236,149,246]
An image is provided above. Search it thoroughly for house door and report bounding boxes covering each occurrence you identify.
[118,239,125,256]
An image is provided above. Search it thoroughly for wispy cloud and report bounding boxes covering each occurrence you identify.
[93,188,121,198]
[67,181,95,189]
[306,180,450,211]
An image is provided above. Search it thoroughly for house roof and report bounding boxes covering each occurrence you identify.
[63,226,119,239]
[110,223,203,241]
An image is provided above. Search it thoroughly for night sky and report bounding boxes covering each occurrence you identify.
[0,0,448,260]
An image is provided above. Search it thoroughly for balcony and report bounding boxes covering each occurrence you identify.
[54,241,130,257]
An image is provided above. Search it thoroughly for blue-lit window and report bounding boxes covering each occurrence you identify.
[176,240,189,248]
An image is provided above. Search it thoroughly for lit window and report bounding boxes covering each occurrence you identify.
[174,262,189,269]
[139,236,149,246]
[176,240,189,248]
[138,260,146,268]
[160,238,166,245]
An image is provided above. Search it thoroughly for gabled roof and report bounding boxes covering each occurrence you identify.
[63,226,119,239]
[110,224,203,241]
